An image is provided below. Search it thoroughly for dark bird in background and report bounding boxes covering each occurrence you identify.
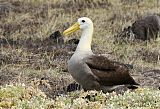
[116,15,160,41]
[132,15,160,40]
[49,30,64,46]
[48,30,79,50]
[49,31,63,40]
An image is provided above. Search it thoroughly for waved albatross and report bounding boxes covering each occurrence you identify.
[63,17,139,92]
[115,15,160,41]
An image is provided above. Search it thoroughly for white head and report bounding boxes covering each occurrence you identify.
[77,17,93,31]
[63,17,93,36]
[63,17,94,52]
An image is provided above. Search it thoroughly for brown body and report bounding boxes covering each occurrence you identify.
[115,15,160,41]
[131,15,160,40]
[86,55,138,86]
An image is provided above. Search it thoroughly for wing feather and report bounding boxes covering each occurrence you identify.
[85,55,139,86]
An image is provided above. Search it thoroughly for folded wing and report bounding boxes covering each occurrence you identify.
[85,55,139,86]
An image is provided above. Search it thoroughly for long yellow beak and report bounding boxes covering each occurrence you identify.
[63,22,80,36]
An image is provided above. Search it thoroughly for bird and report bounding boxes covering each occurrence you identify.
[115,15,160,41]
[63,17,139,92]
[131,15,160,40]
[49,30,79,48]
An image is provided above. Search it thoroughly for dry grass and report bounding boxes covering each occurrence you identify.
[0,0,160,108]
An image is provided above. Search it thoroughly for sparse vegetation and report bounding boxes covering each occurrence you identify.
[0,83,54,108]
[54,88,160,109]
[0,0,160,108]
[0,84,159,108]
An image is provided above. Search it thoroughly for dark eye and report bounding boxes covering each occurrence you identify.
[82,20,85,23]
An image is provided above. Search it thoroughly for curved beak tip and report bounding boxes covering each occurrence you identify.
[63,22,80,37]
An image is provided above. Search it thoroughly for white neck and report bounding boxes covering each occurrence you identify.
[75,26,93,52]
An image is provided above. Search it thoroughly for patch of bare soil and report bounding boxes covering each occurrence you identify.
[0,1,49,18]
[137,69,160,89]
[29,74,73,98]
[0,1,51,38]
[0,3,11,18]
[0,31,79,67]
[0,17,43,37]
[0,66,73,98]
[51,0,112,12]
[136,49,160,63]
[120,0,140,5]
